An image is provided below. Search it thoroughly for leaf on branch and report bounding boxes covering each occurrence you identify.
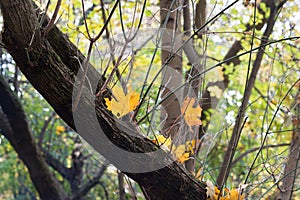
[152,136,197,163]
[181,97,202,130]
[104,86,140,118]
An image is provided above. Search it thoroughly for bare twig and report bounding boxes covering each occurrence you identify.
[231,143,290,167]
[43,0,62,37]
[73,0,120,111]
[38,111,56,147]
[244,79,299,194]
[118,171,126,200]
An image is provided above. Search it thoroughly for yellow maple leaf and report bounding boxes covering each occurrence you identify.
[105,86,140,118]
[178,152,190,163]
[186,139,199,155]
[181,97,202,130]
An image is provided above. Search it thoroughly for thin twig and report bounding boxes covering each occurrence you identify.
[43,0,62,37]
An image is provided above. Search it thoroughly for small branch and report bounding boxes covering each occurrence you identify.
[43,148,71,181]
[74,0,120,111]
[0,106,16,145]
[118,171,126,200]
[38,111,56,147]
[72,41,93,111]
[99,181,109,200]
[216,1,284,188]
[124,175,138,200]
[277,88,300,199]
[71,166,107,200]
[195,0,206,38]
[13,66,19,93]
[43,0,62,37]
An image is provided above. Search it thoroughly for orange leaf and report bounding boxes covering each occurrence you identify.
[181,97,202,130]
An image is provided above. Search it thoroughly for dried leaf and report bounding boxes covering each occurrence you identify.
[206,180,220,200]
[152,135,172,150]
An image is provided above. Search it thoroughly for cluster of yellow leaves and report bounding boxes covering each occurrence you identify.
[152,135,197,163]
[55,125,65,135]
[206,180,244,200]
[180,97,202,131]
[104,86,140,118]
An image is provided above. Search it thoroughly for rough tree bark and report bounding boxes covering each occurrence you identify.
[0,0,207,199]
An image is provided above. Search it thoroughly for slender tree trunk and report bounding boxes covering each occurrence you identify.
[160,0,183,139]
[195,0,206,38]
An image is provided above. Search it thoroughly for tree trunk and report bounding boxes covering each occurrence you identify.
[160,0,183,139]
